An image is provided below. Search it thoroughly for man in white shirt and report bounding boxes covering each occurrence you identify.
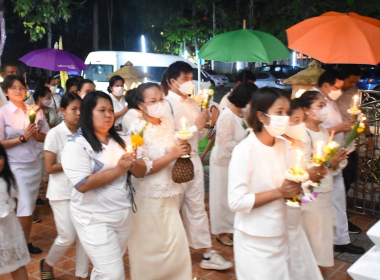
[162,61,233,271]
[316,70,365,255]
[0,62,19,107]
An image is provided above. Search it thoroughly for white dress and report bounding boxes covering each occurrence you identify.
[210,107,246,234]
[301,127,335,267]
[128,117,192,280]
[0,179,30,275]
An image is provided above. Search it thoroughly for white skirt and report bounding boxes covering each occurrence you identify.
[234,229,290,280]
[301,192,334,267]
[129,195,192,280]
[209,160,235,234]
[0,211,31,274]
[288,207,323,280]
[10,159,42,217]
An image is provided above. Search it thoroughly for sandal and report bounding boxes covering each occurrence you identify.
[40,259,55,280]
[216,235,233,247]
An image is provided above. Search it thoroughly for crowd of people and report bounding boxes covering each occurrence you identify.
[0,60,371,280]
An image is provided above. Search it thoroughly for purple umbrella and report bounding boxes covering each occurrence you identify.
[19,48,88,71]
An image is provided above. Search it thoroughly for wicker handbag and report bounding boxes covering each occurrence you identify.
[172,157,194,183]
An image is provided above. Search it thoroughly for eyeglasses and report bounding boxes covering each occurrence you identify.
[143,100,165,107]
[9,86,26,92]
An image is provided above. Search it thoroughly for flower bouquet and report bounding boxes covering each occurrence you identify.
[344,119,365,149]
[129,121,149,151]
[27,105,39,124]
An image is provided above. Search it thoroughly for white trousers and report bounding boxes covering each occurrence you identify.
[70,206,133,280]
[46,200,89,278]
[234,229,290,280]
[332,172,350,245]
[175,154,212,249]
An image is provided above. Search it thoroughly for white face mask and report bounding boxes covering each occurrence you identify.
[174,80,194,95]
[310,107,330,122]
[285,122,306,140]
[113,86,124,97]
[328,89,342,100]
[143,101,165,119]
[263,114,290,137]
[42,99,52,107]
[50,86,57,94]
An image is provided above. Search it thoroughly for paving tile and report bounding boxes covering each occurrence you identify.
[327,271,353,280]
[206,270,235,280]
[320,267,335,278]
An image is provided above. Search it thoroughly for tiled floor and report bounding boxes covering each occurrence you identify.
[0,178,378,280]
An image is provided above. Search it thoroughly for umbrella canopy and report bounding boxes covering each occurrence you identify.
[19,48,88,71]
[198,29,290,63]
[106,61,152,90]
[286,12,380,65]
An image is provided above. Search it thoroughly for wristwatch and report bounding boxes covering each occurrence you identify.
[366,133,374,138]
[19,135,26,143]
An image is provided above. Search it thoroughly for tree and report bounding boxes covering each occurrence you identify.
[93,0,98,50]
[0,0,5,66]
[13,0,73,46]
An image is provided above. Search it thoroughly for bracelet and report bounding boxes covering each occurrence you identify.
[366,133,374,138]
[325,162,332,169]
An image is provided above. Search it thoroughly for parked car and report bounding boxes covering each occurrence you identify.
[254,71,293,92]
[357,68,380,91]
[260,65,301,76]
[202,69,229,87]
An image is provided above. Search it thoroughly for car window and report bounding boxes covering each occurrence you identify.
[274,67,281,72]
[83,64,114,82]
[261,66,271,72]
[256,73,270,79]
[205,69,218,75]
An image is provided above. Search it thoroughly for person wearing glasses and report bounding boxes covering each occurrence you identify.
[0,75,49,255]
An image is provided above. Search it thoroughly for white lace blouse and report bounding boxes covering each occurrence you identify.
[210,107,247,165]
[129,117,184,198]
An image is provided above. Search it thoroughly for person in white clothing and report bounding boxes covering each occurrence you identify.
[40,93,89,279]
[37,76,61,117]
[297,91,348,268]
[76,79,95,99]
[62,91,145,280]
[108,75,128,131]
[128,83,192,279]
[0,75,50,255]
[209,82,257,247]
[228,87,302,280]
[0,63,19,108]
[122,88,142,134]
[33,86,59,128]
[0,144,30,280]
[162,61,232,270]
[315,70,365,255]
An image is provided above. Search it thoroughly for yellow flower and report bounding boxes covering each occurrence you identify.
[357,127,364,133]
[131,134,144,147]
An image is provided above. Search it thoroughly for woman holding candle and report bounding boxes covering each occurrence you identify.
[40,93,90,280]
[0,75,49,255]
[107,75,128,131]
[128,83,192,279]
[209,82,257,247]
[297,90,348,268]
[61,91,144,280]
[228,87,302,280]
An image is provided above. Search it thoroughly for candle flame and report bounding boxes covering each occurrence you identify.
[126,145,133,153]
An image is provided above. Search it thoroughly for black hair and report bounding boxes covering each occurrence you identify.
[135,83,163,104]
[65,77,79,93]
[80,91,126,152]
[125,88,139,110]
[237,70,256,82]
[228,82,258,108]
[35,76,54,93]
[165,61,193,86]
[296,90,324,109]
[248,87,289,132]
[0,144,17,196]
[289,98,303,116]
[160,71,169,95]
[61,92,81,109]
[317,69,344,87]
[1,62,18,73]
[1,75,26,93]
[107,75,125,93]
[33,86,51,103]
[340,64,361,79]
[77,79,95,92]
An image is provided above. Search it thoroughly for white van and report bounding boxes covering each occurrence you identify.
[83,51,211,93]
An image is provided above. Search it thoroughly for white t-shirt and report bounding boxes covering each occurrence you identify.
[122,109,142,134]
[0,88,8,108]
[110,94,126,125]
[44,122,75,201]
[62,130,131,212]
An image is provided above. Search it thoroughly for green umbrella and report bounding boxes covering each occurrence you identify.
[198,29,290,63]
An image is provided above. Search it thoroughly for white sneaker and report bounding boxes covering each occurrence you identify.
[199,250,233,270]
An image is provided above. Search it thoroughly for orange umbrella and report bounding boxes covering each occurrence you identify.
[286,12,380,65]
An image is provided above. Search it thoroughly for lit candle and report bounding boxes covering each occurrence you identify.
[295,148,303,174]
[352,95,359,109]
[126,145,133,153]
[27,105,39,124]
[315,139,324,157]
[181,116,187,133]
[362,116,366,122]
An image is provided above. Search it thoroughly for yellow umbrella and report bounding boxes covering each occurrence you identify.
[106,61,152,90]
[59,36,69,89]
